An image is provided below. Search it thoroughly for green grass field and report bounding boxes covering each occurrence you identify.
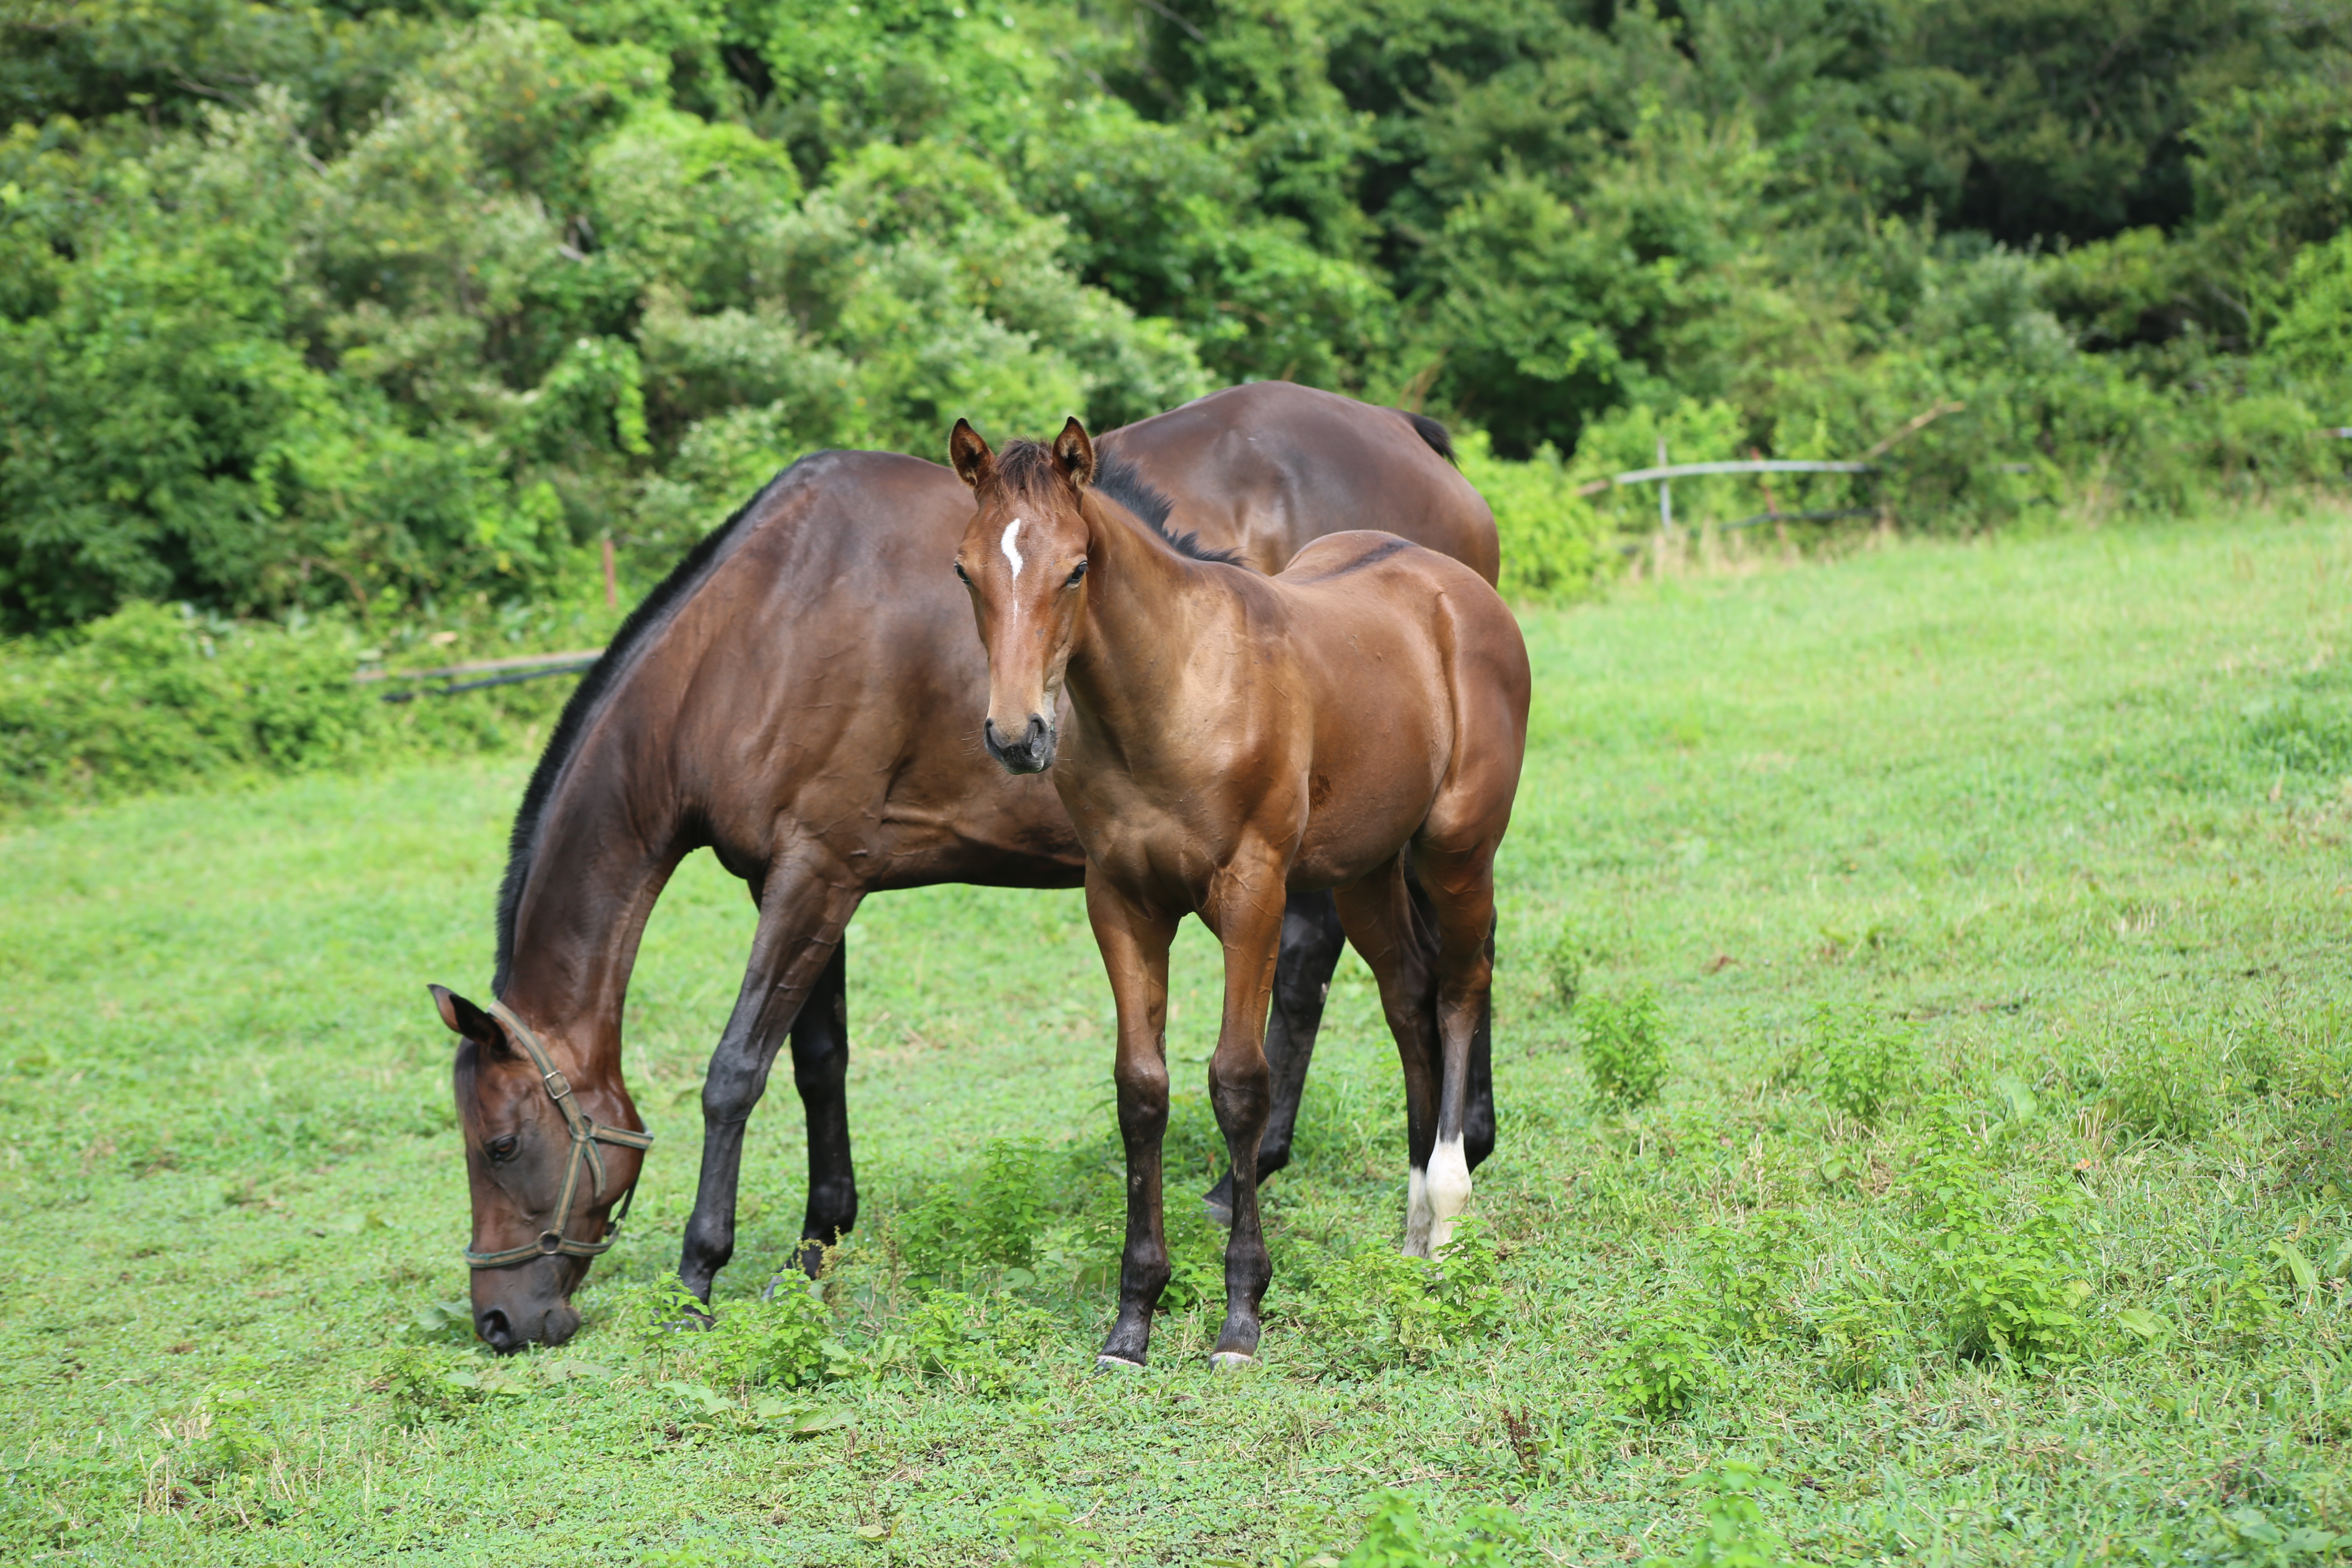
[6,514,2352,1566]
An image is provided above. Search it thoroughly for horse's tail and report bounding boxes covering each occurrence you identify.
[1402,411,1457,467]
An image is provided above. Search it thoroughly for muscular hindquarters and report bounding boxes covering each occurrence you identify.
[1275,541,1526,892]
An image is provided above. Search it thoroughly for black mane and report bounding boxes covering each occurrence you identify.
[1403,410,1457,466]
[491,457,809,994]
[1091,450,1245,566]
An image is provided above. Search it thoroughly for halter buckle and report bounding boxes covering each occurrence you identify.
[542,1068,572,1100]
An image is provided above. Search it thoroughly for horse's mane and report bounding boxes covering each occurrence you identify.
[999,441,1242,565]
[491,457,812,995]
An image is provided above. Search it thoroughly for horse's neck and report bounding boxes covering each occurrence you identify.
[1065,499,1219,759]
[499,675,697,1078]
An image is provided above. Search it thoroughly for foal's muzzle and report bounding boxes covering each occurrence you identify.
[984,714,1057,774]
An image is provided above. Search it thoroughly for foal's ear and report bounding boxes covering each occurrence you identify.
[1052,416,1096,489]
[430,984,514,1059]
[948,418,995,489]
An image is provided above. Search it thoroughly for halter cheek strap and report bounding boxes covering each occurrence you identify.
[463,1001,655,1270]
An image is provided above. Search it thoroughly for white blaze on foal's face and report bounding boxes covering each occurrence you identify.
[1000,517,1026,579]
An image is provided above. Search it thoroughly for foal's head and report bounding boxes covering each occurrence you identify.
[948,416,1098,775]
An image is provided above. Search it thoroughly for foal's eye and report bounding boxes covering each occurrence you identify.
[953,562,971,584]
[1066,560,1088,586]
[487,1135,519,1162]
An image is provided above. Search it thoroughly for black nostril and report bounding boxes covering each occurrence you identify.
[476,1307,512,1349]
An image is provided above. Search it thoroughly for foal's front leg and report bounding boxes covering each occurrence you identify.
[1200,864,1284,1367]
[1085,878,1179,1368]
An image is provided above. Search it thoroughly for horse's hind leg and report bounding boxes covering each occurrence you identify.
[1204,889,1345,1226]
[1332,859,1443,1256]
[784,940,858,1278]
[679,853,862,1301]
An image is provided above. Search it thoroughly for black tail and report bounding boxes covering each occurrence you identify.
[1403,411,1457,466]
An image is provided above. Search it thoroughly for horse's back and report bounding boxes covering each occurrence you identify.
[1099,383,1500,584]
[641,449,1084,884]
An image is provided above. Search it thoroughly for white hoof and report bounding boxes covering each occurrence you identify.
[1095,1353,1146,1373]
[1208,1350,1258,1372]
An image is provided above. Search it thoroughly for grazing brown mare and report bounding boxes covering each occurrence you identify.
[948,418,1530,1369]
[425,383,1501,1351]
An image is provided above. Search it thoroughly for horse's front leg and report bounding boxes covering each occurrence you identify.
[1085,876,1179,1368]
[1199,860,1284,1367]
[678,857,861,1302]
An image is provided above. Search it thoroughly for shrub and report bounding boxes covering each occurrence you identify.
[1813,1010,1914,1123]
[1693,1211,1805,1342]
[2206,1257,2285,1352]
[1806,1287,1898,1392]
[1456,429,1616,605]
[1910,1125,2093,1365]
[1580,987,1669,1107]
[701,1280,852,1390]
[1543,926,1586,1011]
[0,600,581,811]
[990,1493,1102,1568]
[889,1290,1056,1397]
[1644,1461,1817,1568]
[1291,1219,1506,1376]
[2100,1025,2219,1141]
[1318,1490,1527,1568]
[896,1137,1051,1283]
[1603,1308,1715,1418]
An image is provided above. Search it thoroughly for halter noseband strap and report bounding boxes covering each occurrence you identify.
[462,1001,654,1270]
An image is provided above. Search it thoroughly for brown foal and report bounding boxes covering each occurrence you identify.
[949,417,1531,1369]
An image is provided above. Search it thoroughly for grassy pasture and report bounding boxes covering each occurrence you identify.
[4,513,2352,1565]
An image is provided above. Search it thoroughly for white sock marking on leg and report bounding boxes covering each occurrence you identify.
[1000,517,1026,578]
[1404,1163,1433,1258]
[1426,1135,1472,1254]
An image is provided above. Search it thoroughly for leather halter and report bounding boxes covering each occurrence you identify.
[462,1001,654,1270]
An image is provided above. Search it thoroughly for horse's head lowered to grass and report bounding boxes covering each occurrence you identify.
[432,984,651,1352]
[948,415,1101,776]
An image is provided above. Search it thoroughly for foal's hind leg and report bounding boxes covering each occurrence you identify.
[1405,871,1497,1172]
[1408,842,1501,1254]
[1332,859,1445,1256]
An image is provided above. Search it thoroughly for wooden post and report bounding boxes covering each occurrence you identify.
[601,536,618,610]
[1657,436,1672,537]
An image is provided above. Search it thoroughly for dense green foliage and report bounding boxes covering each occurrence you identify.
[5,0,2352,633]
[8,516,2352,1562]
[0,597,603,810]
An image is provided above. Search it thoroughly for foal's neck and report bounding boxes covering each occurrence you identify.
[1063,494,1227,757]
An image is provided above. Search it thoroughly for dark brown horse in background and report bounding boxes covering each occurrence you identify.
[428,382,1500,1350]
[948,417,1530,1368]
